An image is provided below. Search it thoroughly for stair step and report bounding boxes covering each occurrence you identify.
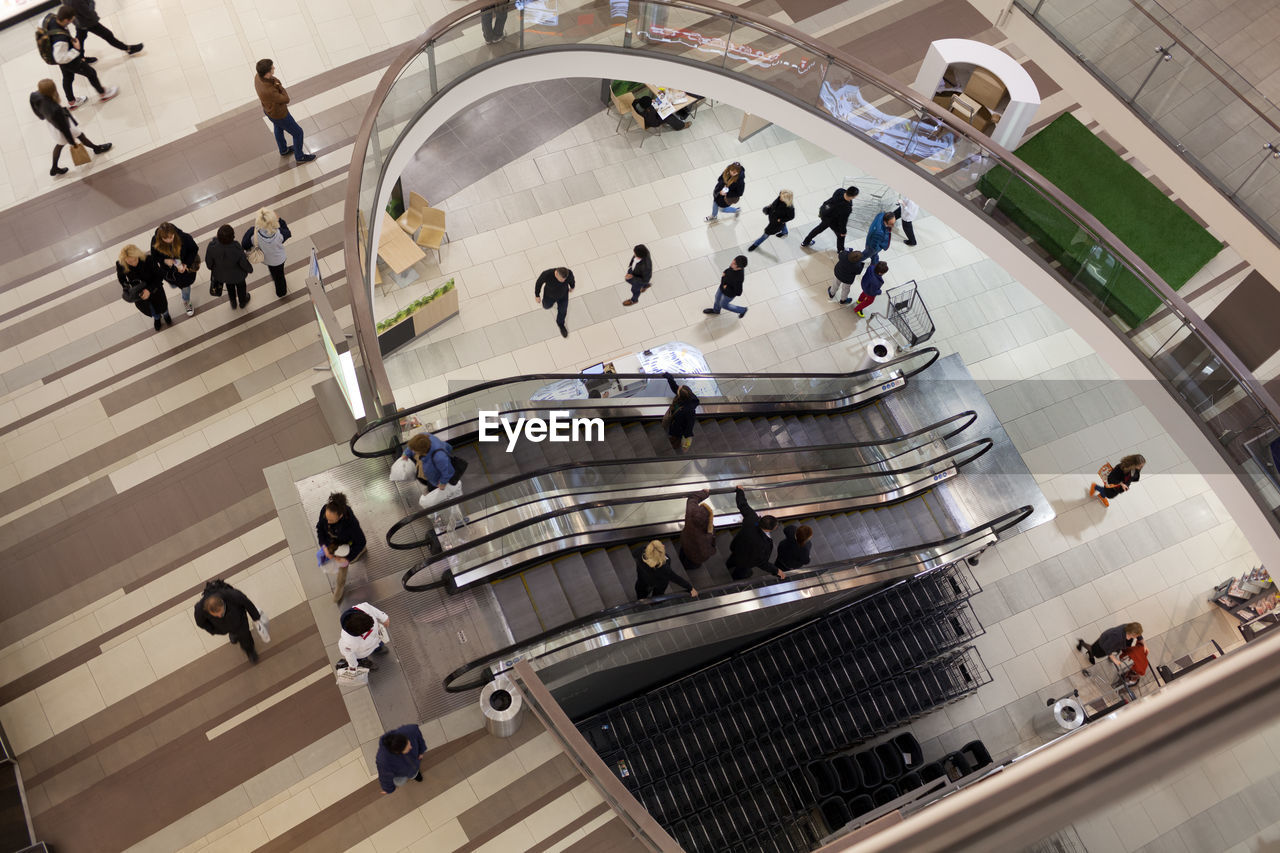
[553,552,606,617]
[583,548,630,607]
[490,576,542,643]
[522,564,576,631]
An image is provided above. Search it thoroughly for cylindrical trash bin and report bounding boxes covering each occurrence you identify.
[1036,696,1086,740]
[856,338,898,372]
[481,675,524,738]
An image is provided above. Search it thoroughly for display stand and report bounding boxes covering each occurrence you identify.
[1209,568,1275,625]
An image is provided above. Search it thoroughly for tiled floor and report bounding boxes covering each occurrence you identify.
[0,0,1277,850]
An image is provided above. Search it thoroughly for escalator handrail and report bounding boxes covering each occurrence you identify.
[349,348,940,457]
[385,409,981,549]
[409,437,996,591]
[441,504,1035,691]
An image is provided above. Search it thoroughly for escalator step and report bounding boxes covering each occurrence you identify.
[552,552,606,617]
[490,576,545,644]
[582,548,630,608]
[606,545,638,596]
[521,564,575,633]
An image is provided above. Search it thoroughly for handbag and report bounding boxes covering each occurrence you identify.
[334,661,369,687]
[661,399,677,430]
[209,278,224,297]
[70,143,91,166]
[447,455,468,485]
[247,246,265,265]
[254,612,270,643]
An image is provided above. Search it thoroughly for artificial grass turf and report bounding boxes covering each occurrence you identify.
[977,113,1221,327]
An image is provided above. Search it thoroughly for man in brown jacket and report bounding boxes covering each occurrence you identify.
[254,58,315,163]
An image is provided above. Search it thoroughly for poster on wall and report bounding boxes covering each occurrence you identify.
[2,0,54,27]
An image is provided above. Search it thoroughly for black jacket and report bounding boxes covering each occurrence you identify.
[194,585,260,635]
[535,268,574,302]
[819,188,854,229]
[775,525,811,570]
[40,13,74,58]
[719,266,744,299]
[833,250,865,284]
[762,197,795,236]
[631,95,664,129]
[152,227,200,285]
[29,92,75,145]
[727,488,775,574]
[712,168,746,207]
[1093,625,1133,655]
[1106,465,1140,489]
[665,374,699,438]
[116,256,169,316]
[634,550,693,594]
[316,507,368,557]
[205,239,253,286]
[627,255,652,285]
[65,0,100,26]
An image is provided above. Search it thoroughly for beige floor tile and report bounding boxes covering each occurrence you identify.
[88,636,159,706]
[369,807,429,853]
[139,611,212,680]
[419,779,480,831]
[36,663,106,736]
[258,788,320,839]
[0,691,53,754]
[406,817,467,853]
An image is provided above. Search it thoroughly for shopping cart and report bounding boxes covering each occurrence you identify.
[869,280,935,348]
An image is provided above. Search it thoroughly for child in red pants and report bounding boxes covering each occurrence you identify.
[853,260,888,317]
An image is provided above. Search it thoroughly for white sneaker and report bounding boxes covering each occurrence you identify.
[98,86,119,102]
[185,302,194,316]
[67,96,89,109]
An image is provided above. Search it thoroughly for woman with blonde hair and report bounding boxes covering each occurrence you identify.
[241,206,293,297]
[115,244,170,330]
[1089,453,1146,507]
[634,539,697,600]
[748,189,795,252]
[30,78,111,176]
[151,221,199,316]
[705,161,746,221]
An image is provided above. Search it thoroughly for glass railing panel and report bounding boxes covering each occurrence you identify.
[718,26,827,107]
[630,2,734,66]
[517,0,627,51]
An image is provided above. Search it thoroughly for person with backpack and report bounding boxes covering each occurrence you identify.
[405,432,466,493]
[36,6,118,108]
[801,186,858,251]
[65,0,142,61]
[30,78,111,176]
[116,244,170,331]
[194,580,265,664]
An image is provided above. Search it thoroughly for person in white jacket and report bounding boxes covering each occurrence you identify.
[338,603,390,671]
[895,196,919,247]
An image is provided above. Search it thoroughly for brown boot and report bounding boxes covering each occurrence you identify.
[332,564,349,603]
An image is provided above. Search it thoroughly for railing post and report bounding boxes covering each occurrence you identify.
[427,42,438,95]
[721,18,734,69]
[1230,143,1280,198]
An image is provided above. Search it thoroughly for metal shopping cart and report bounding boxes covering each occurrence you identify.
[869,280,935,348]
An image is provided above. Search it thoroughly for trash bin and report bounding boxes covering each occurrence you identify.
[480,675,524,738]
[856,338,898,372]
[1036,695,1086,740]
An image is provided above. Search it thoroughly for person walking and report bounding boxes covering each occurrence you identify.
[663,373,700,452]
[852,260,888,318]
[1088,454,1146,507]
[30,79,110,176]
[405,432,467,493]
[894,196,919,246]
[253,58,316,163]
[705,161,745,221]
[678,489,716,574]
[376,725,428,794]
[194,579,264,664]
[703,255,748,318]
[801,186,858,251]
[480,0,510,43]
[116,244,170,331]
[338,603,390,672]
[748,190,795,252]
[205,224,254,310]
[827,249,865,305]
[37,6,118,108]
[534,266,575,337]
[151,221,200,316]
[864,210,895,265]
[66,0,142,60]
[241,207,292,297]
[622,244,652,306]
[727,486,783,581]
[775,524,813,572]
[316,492,367,603]
[634,540,698,600]
[1076,622,1143,667]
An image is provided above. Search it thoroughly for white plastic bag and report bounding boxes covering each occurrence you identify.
[390,456,416,482]
[419,481,462,509]
[254,612,271,643]
[335,662,369,687]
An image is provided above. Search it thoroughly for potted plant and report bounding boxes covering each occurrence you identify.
[376,279,458,355]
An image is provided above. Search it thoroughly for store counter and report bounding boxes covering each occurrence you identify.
[532,342,719,401]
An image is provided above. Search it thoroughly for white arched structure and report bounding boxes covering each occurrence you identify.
[364,49,1280,569]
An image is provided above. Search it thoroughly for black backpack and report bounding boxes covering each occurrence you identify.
[35,16,66,65]
[202,578,233,597]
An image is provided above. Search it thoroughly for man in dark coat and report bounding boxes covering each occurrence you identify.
[66,0,142,60]
[726,486,783,581]
[802,186,858,251]
[534,267,575,337]
[194,581,262,664]
[703,255,748,318]
[376,724,428,793]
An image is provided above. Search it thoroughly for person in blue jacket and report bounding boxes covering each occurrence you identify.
[376,724,427,793]
[853,260,889,318]
[864,210,896,265]
[405,432,464,491]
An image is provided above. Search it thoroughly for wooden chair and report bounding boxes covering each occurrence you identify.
[610,91,637,133]
[397,191,430,236]
[415,207,447,257]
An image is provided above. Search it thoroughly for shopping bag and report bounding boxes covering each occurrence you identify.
[70,143,91,166]
[335,662,369,687]
[377,622,391,645]
[254,612,271,643]
[390,456,416,482]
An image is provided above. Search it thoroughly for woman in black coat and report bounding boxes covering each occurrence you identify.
[775,524,813,571]
[1089,454,1146,507]
[623,244,652,306]
[152,221,201,316]
[205,224,255,310]
[664,373,699,452]
[634,540,697,600]
[828,249,865,304]
[316,492,368,603]
[748,190,795,251]
[30,78,111,176]
[116,244,171,331]
[705,161,745,221]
